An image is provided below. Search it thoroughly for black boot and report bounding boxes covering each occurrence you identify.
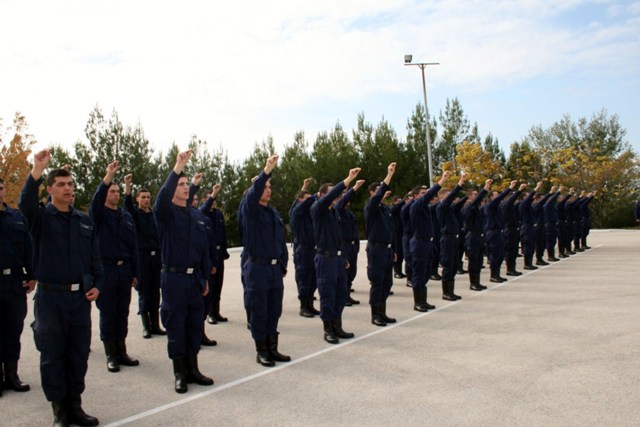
[299,297,315,318]
[117,339,140,366]
[505,261,522,276]
[470,273,485,291]
[346,295,360,306]
[201,329,218,346]
[0,363,3,398]
[267,334,291,362]
[558,248,569,258]
[523,256,538,270]
[370,305,386,327]
[449,280,461,300]
[52,400,69,427]
[141,312,152,339]
[149,310,166,335]
[547,248,559,262]
[66,394,99,427]
[323,320,340,344]
[536,257,549,266]
[103,341,120,373]
[308,297,321,315]
[380,302,396,323]
[332,319,354,339]
[3,361,30,392]
[172,357,188,393]
[413,288,431,312]
[255,339,275,366]
[490,267,508,282]
[442,281,456,301]
[186,354,214,385]
[212,300,228,322]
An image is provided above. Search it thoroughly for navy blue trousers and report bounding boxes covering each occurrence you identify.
[465,232,484,275]
[410,238,433,291]
[344,241,359,286]
[32,289,91,401]
[486,230,505,271]
[520,226,536,259]
[366,246,393,306]
[96,265,132,342]
[545,225,558,252]
[440,235,457,282]
[315,254,348,321]
[160,273,204,358]
[504,228,519,270]
[402,235,412,279]
[0,278,27,363]
[244,261,284,341]
[294,246,317,299]
[136,252,161,314]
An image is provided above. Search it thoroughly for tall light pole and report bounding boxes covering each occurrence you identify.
[404,54,439,186]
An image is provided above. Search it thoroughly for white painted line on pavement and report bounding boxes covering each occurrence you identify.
[105,244,601,426]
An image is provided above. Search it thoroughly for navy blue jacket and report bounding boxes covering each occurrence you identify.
[484,187,512,231]
[336,189,359,247]
[518,191,536,227]
[436,185,463,236]
[290,194,316,248]
[401,199,414,238]
[240,171,288,268]
[409,184,441,240]
[543,192,560,225]
[90,182,140,279]
[0,204,34,281]
[19,176,104,290]
[153,171,212,290]
[311,181,346,253]
[124,194,160,254]
[462,189,488,234]
[364,182,395,247]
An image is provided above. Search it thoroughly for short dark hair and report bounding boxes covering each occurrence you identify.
[136,188,150,196]
[46,168,72,187]
[318,183,333,196]
[411,185,426,195]
[367,182,379,193]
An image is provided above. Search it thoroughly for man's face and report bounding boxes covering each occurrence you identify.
[191,194,198,207]
[417,188,427,198]
[106,183,120,206]
[260,180,272,204]
[469,190,478,202]
[47,176,75,205]
[136,191,151,209]
[173,177,190,202]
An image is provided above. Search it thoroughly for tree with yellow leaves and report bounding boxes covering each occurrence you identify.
[0,113,36,207]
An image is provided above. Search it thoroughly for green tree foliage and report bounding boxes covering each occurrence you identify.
[433,97,470,172]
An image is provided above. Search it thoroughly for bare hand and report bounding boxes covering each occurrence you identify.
[124,174,133,185]
[202,281,209,297]
[131,278,138,288]
[22,280,36,294]
[85,288,100,301]
[33,149,52,171]
[212,183,222,195]
[264,154,279,174]
[349,167,361,179]
[510,180,517,189]
[387,162,397,174]
[175,150,193,173]
[192,172,204,186]
[519,183,527,191]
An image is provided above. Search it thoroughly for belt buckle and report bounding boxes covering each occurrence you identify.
[117,260,124,266]
[150,251,156,256]
[216,245,221,250]
[387,244,392,248]
[270,259,277,265]
[186,267,194,274]
[2,268,10,275]
[337,250,342,256]
[70,284,80,291]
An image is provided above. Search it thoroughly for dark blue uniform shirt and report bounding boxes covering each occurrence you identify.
[124,194,160,253]
[436,185,463,235]
[290,195,316,247]
[462,189,488,233]
[409,184,441,239]
[483,187,512,231]
[364,182,394,247]
[311,181,346,253]
[336,189,359,245]
[0,204,34,280]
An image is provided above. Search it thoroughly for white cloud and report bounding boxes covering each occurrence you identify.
[1,0,638,160]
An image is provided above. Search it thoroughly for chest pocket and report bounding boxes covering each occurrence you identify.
[10,220,27,243]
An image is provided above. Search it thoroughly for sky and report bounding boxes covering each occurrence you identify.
[1,0,639,163]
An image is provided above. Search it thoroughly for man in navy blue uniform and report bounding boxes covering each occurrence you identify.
[20,149,103,427]
[311,167,361,343]
[436,172,469,300]
[90,161,140,373]
[289,177,320,318]
[390,195,406,279]
[123,174,166,339]
[518,182,543,270]
[484,180,517,282]
[401,190,416,287]
[533,187,552,266]
[543,185,562,262]
[336,178,366,307]
[409,172,450,311]
[0,179,36,397]
[462,179,492,291]
[502,183,524,276]
[429,198,442,281]
[200,184,231,324]
[153,150,214,393]
[580,190,596,249]
[241,154,290,366]
[365,163,397,326]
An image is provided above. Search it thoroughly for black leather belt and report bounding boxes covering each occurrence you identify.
[2,267,26,276]
[162,265,196,274]
[249,257,279,265]
[368,242,392,248]
[415,236,433,242]
[317,250,341,257]
[140,250,158,256]
[102,258,127,266]
[442,233,458,238]
[38,282,81,292]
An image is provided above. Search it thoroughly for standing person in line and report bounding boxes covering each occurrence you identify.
[580,190,596,249]
[336,178,366,307]
[462,179,492,291]
[153,150,214,393]
[311,167,361,344]
[436,172,469,301]
[20,149,103,426]
[201,184,231,324]
[543,185,562,262]
[453,195,468,275]
[289,178,320,318]
[533,187,553,266]
[364,163,397,326]
[90,162,140,373]
[123,174,166,339]
[0,178,35,397]
[187,174,218,347]
[390,195,406,279]
[503,183,525,276]
[484,180,517,282]
[241,155,290,366]
[518,181,543,270]
[429,197,442,281]
[401,190,417,287]
[409,173,450,312]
